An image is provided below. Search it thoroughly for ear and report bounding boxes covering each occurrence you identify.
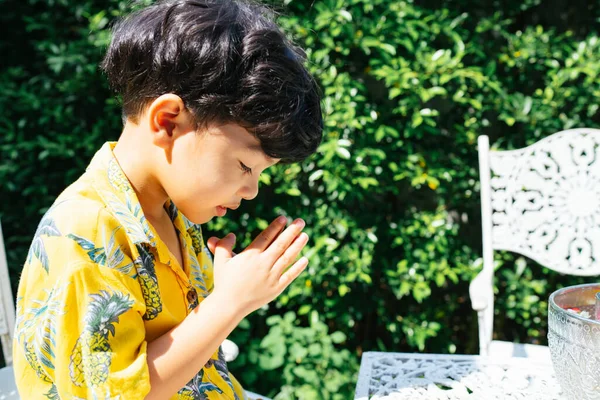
[146,94,192,149]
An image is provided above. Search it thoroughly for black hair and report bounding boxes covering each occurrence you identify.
[101,0,322,162]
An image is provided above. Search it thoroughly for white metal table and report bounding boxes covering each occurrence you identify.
[355,352,565,400]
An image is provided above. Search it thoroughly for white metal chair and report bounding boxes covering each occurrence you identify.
[470,128,600,360]
[0,220,19,399]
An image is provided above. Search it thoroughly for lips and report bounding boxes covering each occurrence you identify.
[216,204,240,217]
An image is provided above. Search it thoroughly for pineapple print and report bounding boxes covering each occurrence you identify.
[188,254,207,296]
[67,227,135,278]
[44,384,60,400]
[17,286,66,383]
[134,243,162,320]
[26,213,61,273]
[23,340,52,383]
[104,192,155,245]
[166,200,179,222]
[69,290,134,387]
[187,226,209,294]
[107,159,131,193]
[178,369,224,400]
[188,227,204,255]
[74,388,123,400]
[102,185,155,246]
[106,157,156,245]
[209,348,240,400]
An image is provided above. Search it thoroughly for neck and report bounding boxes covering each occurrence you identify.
[113,122,168,222]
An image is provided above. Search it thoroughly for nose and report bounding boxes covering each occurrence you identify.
[238,178,259,201]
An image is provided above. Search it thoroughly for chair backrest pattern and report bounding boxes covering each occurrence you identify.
[487,128,600,276]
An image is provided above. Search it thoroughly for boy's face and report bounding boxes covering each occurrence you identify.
[158,121,279,225]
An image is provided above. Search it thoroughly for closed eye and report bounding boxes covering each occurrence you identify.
[239,161,252,175]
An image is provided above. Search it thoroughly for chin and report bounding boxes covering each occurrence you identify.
[189,214,212,225]
[197,216,213,225]
[176,207,211,225]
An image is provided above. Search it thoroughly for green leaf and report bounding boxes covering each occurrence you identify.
[330,331,346,344]
[336,148,351,159]
[339,10,352,21]
[431,49,445,61]
[338,284,350,297]
[285,187,301,196]
[298,304,312,315]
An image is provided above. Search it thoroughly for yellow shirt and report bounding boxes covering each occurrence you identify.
[13,142,246,400]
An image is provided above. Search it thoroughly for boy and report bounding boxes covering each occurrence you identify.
[12,0,323,398]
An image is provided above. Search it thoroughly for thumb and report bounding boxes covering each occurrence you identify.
[214,233,236,263]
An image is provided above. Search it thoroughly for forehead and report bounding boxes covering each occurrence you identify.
[209,124,280,164]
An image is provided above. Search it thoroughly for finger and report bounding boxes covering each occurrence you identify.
[207,237,221,254]
[207,236,238,257]
[214,233,236,263]
[278,257,309,290]
[271,232,309,277]
[264,218,305,262]
[246,216,288,252]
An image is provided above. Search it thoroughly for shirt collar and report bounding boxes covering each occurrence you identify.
[87,142,157,247]
[87,142,206,271]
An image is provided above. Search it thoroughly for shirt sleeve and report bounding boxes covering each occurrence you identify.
[37,261,150,399]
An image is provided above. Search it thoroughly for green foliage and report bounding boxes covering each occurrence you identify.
[2,0,600,397]
[231,311,357,399]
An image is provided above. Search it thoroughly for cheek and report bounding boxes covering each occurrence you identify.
[171,159,236,207]
[160,139,205,205]
[162,137,242,216]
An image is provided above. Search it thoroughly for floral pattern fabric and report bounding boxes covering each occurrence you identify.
[13,142,245,400]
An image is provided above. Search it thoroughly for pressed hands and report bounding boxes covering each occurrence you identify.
[206,215,309,316]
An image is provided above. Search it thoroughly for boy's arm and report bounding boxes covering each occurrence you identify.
[145,216,308,399]
[145,291,243,400]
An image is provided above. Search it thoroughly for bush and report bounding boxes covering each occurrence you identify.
[2,0,599,398]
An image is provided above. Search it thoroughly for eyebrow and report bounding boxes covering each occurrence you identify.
[244,143,280,165]
[245,143,263,152]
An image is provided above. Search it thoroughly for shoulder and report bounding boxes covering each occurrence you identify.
[19,201,144,311]
[41,196,128,250]
[44,170,117,239]
[25,193,138,281]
